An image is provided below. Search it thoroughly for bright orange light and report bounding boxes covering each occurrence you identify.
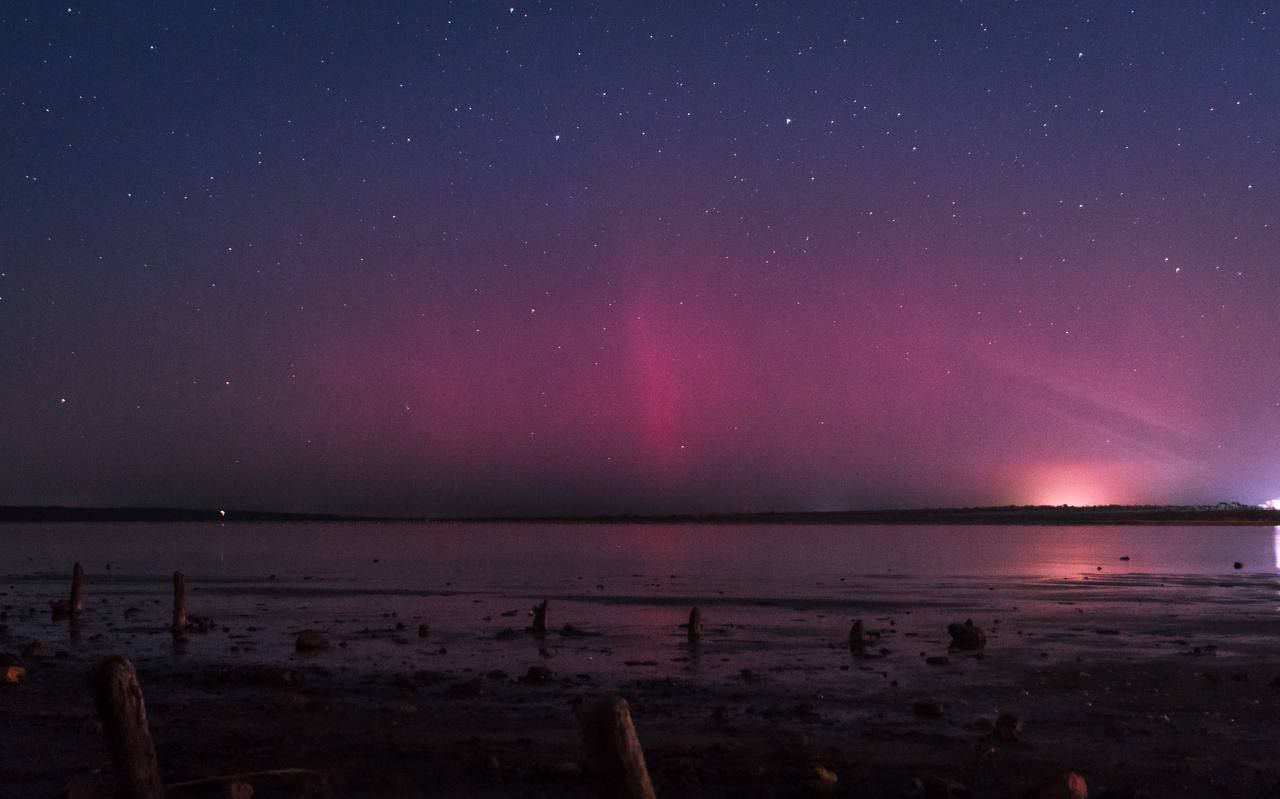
[1022,463,1130,507]
[1038,493,1097,508]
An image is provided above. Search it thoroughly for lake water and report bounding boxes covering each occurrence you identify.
[5,522,1279,582]
[3,522,1279,682]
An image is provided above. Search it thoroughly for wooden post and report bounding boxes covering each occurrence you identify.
[89,656,164,799]
[172,571,187,635]
[532,599,548,636]
[848,619,865,656]
[71,561,85,615]
[576,697,657,799]
[687,607,701,643]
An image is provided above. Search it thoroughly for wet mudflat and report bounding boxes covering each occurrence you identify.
[3,523,1279,796]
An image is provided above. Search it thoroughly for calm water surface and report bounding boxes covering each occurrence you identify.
[3,523,1278,678]
[4,522,1279,584]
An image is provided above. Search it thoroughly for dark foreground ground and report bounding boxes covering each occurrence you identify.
[5,610,1280,798]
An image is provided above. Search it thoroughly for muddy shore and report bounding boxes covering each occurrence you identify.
[4,569,1280,797]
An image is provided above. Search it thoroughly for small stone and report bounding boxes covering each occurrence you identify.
[1036,771,1087,799]
[809,764,838,791]
[947,619,987,650]
[448,678,486,697]
[912,700,943,718]
[223,782,254,799]
[63,782,110,799]
[993,712,1023,741]
[548,761,582,778]
[21,640,46,659]
[925,655,950,666]
[920,774,968,797]
[521,665,554,684]
[1233,562,1243,570]
[417,624,429,638]
[271,692,310,712]
[294,630,330,652]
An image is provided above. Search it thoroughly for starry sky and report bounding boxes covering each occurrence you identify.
[2,2,1278,515]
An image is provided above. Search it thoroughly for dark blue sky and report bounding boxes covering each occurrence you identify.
[3,2,1278,514]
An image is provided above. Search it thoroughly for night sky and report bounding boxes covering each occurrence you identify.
[3,2,1278,515]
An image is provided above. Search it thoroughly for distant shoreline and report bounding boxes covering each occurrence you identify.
[441,506,1280,526]
[0,506,426,524]
[3,504,1277,525]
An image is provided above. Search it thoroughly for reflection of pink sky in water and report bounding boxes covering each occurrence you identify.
[5,523,1280,685]
[4,523,1278,586]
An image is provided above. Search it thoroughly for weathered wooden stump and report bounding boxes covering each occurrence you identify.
[54,562,87,620]
[687,607,702,643]
[848,619,866,656]
[532,599,548,636]
[172,571,188,635]
[89,656,164,799]
[576,697,657,799]
[71,561,85,614]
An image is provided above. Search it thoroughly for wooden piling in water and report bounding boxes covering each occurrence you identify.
[532,599,548,635]
[89,656,164,799]
[687,607,702,643]
[848,619,865,656]
[172,571,187,635]
[576,697,657,799]
[70,561,85,615]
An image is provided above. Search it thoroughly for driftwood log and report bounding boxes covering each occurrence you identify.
[89,656,164,799]
[576,697,657,799]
